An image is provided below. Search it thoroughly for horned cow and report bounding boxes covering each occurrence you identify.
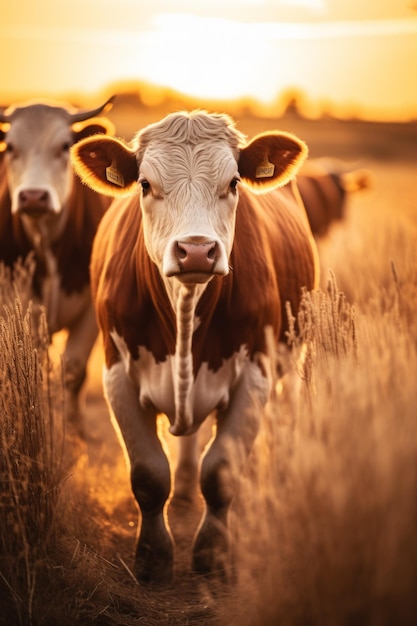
[0,97,115,434]
[71,110,319,583]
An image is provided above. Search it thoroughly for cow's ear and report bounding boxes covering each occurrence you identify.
[72,117,115,142]
[71,135,138,196]
[0,122,9,151]
[238,131,308,192]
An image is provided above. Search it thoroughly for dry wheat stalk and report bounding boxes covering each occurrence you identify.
[0,262,63,625]
[286,270,357,386]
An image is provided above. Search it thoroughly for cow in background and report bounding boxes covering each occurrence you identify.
[71,110,319,584]
[0,96,115,435]
[297,159,370,237]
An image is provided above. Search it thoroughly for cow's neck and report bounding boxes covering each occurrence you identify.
[20,206,69,249]
[21,213,68,331]
[167,281,206,436]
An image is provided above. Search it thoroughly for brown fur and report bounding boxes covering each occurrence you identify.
[91,181,317,371]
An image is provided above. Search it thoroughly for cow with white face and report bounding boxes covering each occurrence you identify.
[0,97,115,434]
[71,110,319,583]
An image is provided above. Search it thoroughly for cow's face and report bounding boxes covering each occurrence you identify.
[137,139,241,284]
[2,108,74,219]
[0,100,114,226]
[71,111,308,285]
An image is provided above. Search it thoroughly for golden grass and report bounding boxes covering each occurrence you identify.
[0,263,64,625]
[224,267,417,625]
[221,161,417,625]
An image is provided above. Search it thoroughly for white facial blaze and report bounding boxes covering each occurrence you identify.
[138,141,239,280]
[5,113,74,215]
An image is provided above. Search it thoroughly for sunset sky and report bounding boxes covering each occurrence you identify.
[1,0,416,120]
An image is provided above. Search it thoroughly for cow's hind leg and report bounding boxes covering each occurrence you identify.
[173,417,214,502]
[104,363,174,585]
[192,362,267,582]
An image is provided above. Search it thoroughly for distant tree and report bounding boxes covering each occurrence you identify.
[280,88,306,117]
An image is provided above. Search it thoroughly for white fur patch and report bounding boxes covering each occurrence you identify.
[109,330,251,429]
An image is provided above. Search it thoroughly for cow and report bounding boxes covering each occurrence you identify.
[70,110,319,584]
[0,96,115,436]
[297,158,370,237]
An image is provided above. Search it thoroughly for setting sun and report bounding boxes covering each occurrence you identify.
[1,1,417,119]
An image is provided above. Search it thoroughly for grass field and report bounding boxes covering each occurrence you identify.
[0,106,416,625]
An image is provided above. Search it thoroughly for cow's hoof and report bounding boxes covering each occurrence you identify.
[192,548,231,585]
[134,535,174,586]
[192,514,233,584]
[192,540,231,584]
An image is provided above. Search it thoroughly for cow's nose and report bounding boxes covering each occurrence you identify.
[18,189,51,216]
[175,241,218,273]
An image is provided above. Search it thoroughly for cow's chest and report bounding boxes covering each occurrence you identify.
[111,331,249,427]
[32,245,90,333]
[54,285,91,332]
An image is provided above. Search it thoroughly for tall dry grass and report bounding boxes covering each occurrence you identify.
[223,271,417,626]
[221,162,417,626]
[0,261,64,625]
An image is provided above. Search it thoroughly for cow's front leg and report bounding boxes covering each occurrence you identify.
[104,362,173,585]
[192,360,270,581]
[63,304,98,437]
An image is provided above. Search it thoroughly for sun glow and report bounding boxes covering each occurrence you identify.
[136,13,417,117]
[138,14,273,101]
[0,1,416,120]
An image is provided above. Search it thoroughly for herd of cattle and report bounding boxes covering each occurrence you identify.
[0,97,369,584]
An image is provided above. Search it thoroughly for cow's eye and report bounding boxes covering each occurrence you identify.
[5,143,14,154]
[56,142,71,158]
[140,180,151,193]
[230,177,240,191]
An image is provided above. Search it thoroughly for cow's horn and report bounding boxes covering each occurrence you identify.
[68,95,115,123]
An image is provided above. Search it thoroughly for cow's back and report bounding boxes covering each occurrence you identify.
[297,161,345,236]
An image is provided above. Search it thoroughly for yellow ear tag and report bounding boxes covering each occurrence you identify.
[106,165,125,187]
[255,155,275,179]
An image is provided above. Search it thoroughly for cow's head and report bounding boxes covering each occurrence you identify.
[71,110,307,285]
[0,97,115,223]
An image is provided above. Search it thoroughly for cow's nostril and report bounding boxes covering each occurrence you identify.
[207,244,216,260]
[17,188,52,215]
[176,243,188,260]
[175,241,217,273]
